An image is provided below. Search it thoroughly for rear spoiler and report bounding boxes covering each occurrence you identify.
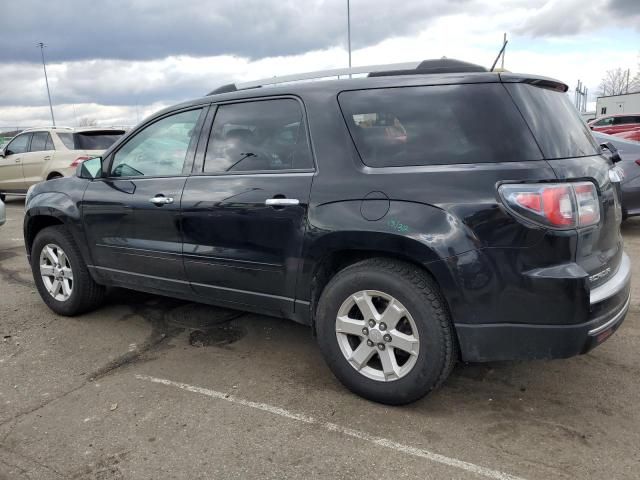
[499,73,568,92]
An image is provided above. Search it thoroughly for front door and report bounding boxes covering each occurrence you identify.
[0,132,32,192]
[81,107,206,293]
[181,98,315,314]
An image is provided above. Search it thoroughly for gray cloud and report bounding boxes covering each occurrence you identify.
[609,0,640,15]
[3,0,472,63]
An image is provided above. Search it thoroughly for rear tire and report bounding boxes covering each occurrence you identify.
[31,226,105,316]
[0,193,5,202]
[47,173,63,180]
[316,258,457,405]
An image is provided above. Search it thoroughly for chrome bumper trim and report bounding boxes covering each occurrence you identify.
[588,294,630,336]
[590,252,631,305]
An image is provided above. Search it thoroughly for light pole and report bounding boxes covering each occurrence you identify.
[347,0,352,70]
[37,42,56,126]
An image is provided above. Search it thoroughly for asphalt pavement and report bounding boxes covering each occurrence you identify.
[1,196,640,480]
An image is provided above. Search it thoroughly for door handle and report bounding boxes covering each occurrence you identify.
[43,156,51,161]
[14,158,21,163]
[149,195,174,205]
[265,198,300,206]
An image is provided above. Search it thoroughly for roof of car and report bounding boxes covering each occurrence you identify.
[151,66,568,123]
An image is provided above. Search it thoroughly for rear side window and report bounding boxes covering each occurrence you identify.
[204,98,313,173]
[57,132,75,149]
[339,84,542,167]
[505,83,600,159]
[613,116,639,125]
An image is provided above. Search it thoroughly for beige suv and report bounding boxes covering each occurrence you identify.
[0,127,125,201]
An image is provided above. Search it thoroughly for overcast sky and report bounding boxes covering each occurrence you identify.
[2,0,639,128]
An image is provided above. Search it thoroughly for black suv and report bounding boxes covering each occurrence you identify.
[24,59,631,404]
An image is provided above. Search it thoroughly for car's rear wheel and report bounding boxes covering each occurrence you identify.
[316,258,457,405]
[47,173,63,180]
[0,193,5,202]
[31,226,105,315]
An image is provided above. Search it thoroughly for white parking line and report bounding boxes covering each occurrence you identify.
[136,374,526,480]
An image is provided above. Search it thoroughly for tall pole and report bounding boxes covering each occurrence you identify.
[501,33,506,70]
[347,0,352,72]
[37,42,55,126]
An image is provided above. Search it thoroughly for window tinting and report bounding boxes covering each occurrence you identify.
[506,83,599,159]
[75,131,124,150]
[204,99,313,173]
[30,132,52,152]
[594,117,613,126]
[6,133,31,154]
[111,109,202,177]
[44,133,54,151]
[339,84,543,167]
[613,116,638,125]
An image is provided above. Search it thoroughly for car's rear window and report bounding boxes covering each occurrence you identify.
[75,131,125,150]
[505,83,600,159]
[338,83,543,167]
[58,130,125,150]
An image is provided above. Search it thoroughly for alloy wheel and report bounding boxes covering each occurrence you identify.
[335,290,420,381]
[39,243,74,301]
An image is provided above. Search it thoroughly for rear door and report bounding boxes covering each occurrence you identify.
[0,133,32,191]
[82,107,206,293]
[22,131,55,184]
[181,97,314,314]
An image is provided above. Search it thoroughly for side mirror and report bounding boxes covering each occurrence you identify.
[600,142,622,164]
[77,156,103,179]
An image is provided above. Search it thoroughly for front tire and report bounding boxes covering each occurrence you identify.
[31,226,105,315]
[316,258,457,405]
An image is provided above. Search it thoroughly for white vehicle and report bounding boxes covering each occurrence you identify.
[0,126,125,201]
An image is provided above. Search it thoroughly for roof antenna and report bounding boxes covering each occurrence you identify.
[490,34,508,72]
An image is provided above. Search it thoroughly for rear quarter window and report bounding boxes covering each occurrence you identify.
[505,83,600,159]
[338,83,543,167]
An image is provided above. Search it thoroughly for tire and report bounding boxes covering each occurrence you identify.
[31,225,105,316]
[0,193,5,202]
[47,173,63,180]
[316,258,457,405]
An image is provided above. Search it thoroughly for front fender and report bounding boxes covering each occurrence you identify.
[24,191,88,262]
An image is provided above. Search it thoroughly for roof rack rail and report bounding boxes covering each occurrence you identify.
[206,59,489,96]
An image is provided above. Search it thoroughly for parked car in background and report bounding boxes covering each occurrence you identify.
[593,131,640,219]
[588,114,640,135]
[613,128,640,143]
[0,127,125,201]
[0,197,5,226]
[24,59,630,404]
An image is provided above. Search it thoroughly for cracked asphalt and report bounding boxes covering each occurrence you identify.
[1,196,640,480]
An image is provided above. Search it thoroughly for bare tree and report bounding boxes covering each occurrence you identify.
[598,68,630,97]
[78,117,98,127]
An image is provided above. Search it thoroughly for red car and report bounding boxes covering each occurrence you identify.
[588,113,640,134]
[614,128,640,142]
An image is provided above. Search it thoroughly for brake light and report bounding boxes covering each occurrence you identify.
[70,156,92,167]
[499,182,600,229]
[635,159,640,167]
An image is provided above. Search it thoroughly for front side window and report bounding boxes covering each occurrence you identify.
[110,109,202,177]
[30,132,53,152]
[203,99,313,173]
[5,133,31,155]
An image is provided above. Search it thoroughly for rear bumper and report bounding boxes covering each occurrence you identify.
[456,252,631,362]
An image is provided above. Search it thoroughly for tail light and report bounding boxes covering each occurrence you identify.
[499,182,600,229]
[70,156,93,167]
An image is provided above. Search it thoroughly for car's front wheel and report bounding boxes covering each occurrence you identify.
[316,258,457,405]
[31,226,105,315]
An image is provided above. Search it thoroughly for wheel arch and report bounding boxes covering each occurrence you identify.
[300,232,460,334]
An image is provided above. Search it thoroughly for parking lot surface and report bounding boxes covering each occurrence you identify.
[1,196,640,480]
